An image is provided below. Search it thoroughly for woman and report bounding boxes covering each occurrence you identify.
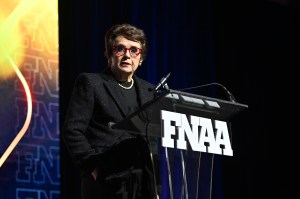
[62,23,160,199]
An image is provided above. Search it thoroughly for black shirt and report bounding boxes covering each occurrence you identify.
[117,80,139,115]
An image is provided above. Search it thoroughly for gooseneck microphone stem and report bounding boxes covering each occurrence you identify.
[178,82,237,103]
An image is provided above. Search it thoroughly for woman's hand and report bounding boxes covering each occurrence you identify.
[91,167,98,181]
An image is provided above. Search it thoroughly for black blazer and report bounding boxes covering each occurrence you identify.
[62,70,155,174]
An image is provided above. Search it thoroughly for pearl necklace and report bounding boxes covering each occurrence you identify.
[118,79,134,89]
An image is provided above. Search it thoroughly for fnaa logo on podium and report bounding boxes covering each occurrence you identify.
[161,110,233,156]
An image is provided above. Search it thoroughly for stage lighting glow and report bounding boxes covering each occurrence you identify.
[0,0,58,167]
[0,47,32,167]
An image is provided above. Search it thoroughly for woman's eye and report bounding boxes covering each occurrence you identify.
[130,47,138,53]
[116,46,125,52]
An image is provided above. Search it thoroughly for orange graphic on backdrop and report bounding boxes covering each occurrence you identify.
[0,48,32,168]
[0,0,33,167]
[0,0,58,167]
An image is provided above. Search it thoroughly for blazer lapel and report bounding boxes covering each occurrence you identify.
[101,68,154,117]
[102,76,128,117]
[134,76,154,106]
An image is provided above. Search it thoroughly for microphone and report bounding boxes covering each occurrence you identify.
[178,82,237,103]
[154,72,171,92]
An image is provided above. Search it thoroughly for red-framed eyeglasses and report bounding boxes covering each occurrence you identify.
[113,45,142,58]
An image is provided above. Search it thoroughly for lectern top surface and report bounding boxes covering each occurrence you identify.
[112,89,248,133]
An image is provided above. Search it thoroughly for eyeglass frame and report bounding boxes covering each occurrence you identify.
[112,45,142,58]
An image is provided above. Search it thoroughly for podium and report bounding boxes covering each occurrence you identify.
[112,89,248,199]
[112,89,248,137]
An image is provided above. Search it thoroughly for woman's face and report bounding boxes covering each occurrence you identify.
[109,35,143,82]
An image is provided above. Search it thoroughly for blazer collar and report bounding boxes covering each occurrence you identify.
[102,68,152,117]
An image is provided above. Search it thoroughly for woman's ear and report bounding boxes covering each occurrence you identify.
[139,60,143,66]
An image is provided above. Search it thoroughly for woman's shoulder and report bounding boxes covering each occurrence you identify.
[73,73,108,88]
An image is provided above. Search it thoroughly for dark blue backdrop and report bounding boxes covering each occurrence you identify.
[59,0,300,198]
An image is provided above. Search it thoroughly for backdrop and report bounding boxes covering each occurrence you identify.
[59,0,300,199]
[0,0,59,198]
